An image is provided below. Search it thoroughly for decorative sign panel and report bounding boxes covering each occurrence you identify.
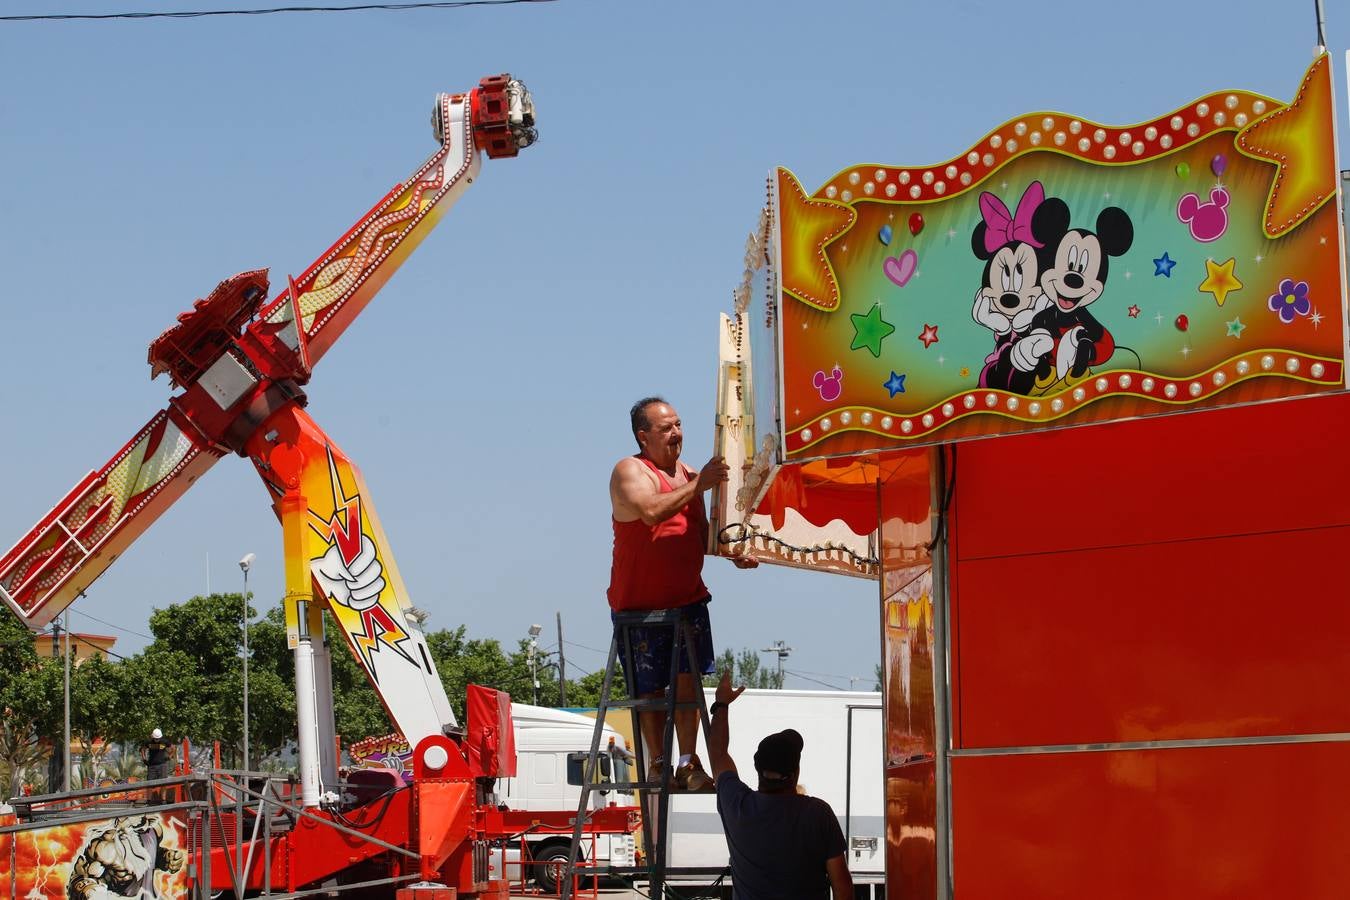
[775,55,1346,460]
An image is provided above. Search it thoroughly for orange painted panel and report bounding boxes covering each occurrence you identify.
[886,761,937,900]
[953,391,1350,562]
[880,458,937,899]
[951,742,1350,900]
[954,525,1350,748]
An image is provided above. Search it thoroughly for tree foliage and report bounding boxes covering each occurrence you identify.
[1,593,633,790]
[704,647,785,690]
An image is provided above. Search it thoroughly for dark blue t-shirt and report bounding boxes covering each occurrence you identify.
[715,770,846,900]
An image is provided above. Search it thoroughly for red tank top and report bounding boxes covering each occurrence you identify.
[607,456,710,611]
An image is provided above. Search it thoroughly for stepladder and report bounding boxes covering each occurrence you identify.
[561,606,726,899]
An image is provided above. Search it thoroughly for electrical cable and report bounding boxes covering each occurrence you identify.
[72,610,153,641]
[0,0,556,22]
[926,444,958,553]
[781,669,848,691]
[325,784,398,830]
[562,638,609,656]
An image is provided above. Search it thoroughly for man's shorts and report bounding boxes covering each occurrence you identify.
[612,598,715,696]
[147,762,170,781]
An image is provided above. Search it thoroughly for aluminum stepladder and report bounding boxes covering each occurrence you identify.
[560,607,718,900]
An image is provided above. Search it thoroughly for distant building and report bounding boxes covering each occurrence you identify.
[33,631,117,664]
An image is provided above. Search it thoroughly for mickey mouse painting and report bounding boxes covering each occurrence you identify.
[1009,202,1134,386]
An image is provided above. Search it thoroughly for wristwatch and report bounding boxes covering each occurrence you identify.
[710,701,727,715]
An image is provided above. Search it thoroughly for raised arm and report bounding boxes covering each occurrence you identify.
[610,456,728,526]
[708,669,745,778]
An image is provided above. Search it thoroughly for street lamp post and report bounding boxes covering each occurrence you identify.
[760,640,793,686]
[239,553,255,772]
[527,624,542,705]
[63,610,71,792]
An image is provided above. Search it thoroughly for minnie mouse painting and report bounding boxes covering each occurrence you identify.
[969,181,1066,393]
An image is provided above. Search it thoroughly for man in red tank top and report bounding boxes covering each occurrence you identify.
[608,397,756,791]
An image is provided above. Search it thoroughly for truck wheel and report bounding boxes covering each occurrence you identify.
[532,843,576,895]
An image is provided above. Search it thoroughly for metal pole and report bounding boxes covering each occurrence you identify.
[760,640,792,686]
[242,563,251,773]
[294,603,322,807]
[530,641,538,705]
[63,609,71,792]
[929,445,954,899]
[527,624,542,705]
[556,611,566,707]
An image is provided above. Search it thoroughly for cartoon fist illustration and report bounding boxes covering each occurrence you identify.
[1010,329,1055,372]
[314,536,386,610]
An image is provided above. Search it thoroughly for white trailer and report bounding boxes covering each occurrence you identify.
[665,688,885,893]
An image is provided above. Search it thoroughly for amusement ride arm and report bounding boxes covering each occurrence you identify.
[0,76,536,680]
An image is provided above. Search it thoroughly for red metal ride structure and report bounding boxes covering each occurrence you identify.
[0,75,631,900]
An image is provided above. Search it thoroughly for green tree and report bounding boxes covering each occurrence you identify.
[0,614,60,795]
[131,593,261,764]
[704,647,784,689]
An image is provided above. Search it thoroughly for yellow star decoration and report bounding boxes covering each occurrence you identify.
[776,167,856,312]
[1199,257,1243,307]
[1235,53,1336,238]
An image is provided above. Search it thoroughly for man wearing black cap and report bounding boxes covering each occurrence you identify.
[708,671,852,900]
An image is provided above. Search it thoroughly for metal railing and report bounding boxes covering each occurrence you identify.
[2,769,418,900]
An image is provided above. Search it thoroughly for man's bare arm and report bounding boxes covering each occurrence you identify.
[708,670,744,779]
[611,456,728,526]
[825,854,853,900]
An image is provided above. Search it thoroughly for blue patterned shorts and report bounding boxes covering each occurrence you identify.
[612,599,715,696]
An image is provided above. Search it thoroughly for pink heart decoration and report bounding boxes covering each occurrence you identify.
[883,249,918,287]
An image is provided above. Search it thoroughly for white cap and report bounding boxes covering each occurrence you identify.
[151,728,163,740]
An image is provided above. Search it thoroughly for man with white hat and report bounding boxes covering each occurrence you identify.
[140,728,173,803]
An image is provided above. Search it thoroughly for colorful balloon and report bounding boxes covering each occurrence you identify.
[1175,162,1190,178]
[1211,153,1227,177]
[879,224,893,246]
[1175,314,1189,332]
[908,213,924,236]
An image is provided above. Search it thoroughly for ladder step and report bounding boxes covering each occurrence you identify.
[586,780,664,791]
[610,610,690,626]
[582,780,718,794]
[602,698,703,711]
[607,866,732,877]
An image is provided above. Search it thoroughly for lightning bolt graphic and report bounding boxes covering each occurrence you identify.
[310,447,365,567]
[25,831,58,900]
[308,446,412,676]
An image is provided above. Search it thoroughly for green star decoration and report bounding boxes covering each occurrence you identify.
[1226,316,1246,338]
[849,304,896,357]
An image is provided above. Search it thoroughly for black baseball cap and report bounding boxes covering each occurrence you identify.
[753,729,803,783]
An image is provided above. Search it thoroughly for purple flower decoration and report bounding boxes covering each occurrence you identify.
[1268,278,1311,324]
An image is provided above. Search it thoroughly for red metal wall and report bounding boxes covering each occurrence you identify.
[947,392,1350,898]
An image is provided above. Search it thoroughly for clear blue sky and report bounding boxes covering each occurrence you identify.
[0,0,1342,691]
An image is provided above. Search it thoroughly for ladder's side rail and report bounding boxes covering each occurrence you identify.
[647,618,688,900]
[562,636,621,900]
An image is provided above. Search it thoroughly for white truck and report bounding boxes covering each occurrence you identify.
[492,691,883,896]
[664,688,885,896]
[492,704,639,892]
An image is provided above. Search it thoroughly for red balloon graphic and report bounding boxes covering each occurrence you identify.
[908,213,924,236]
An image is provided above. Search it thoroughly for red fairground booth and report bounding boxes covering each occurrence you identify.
[710,53,1350,898]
